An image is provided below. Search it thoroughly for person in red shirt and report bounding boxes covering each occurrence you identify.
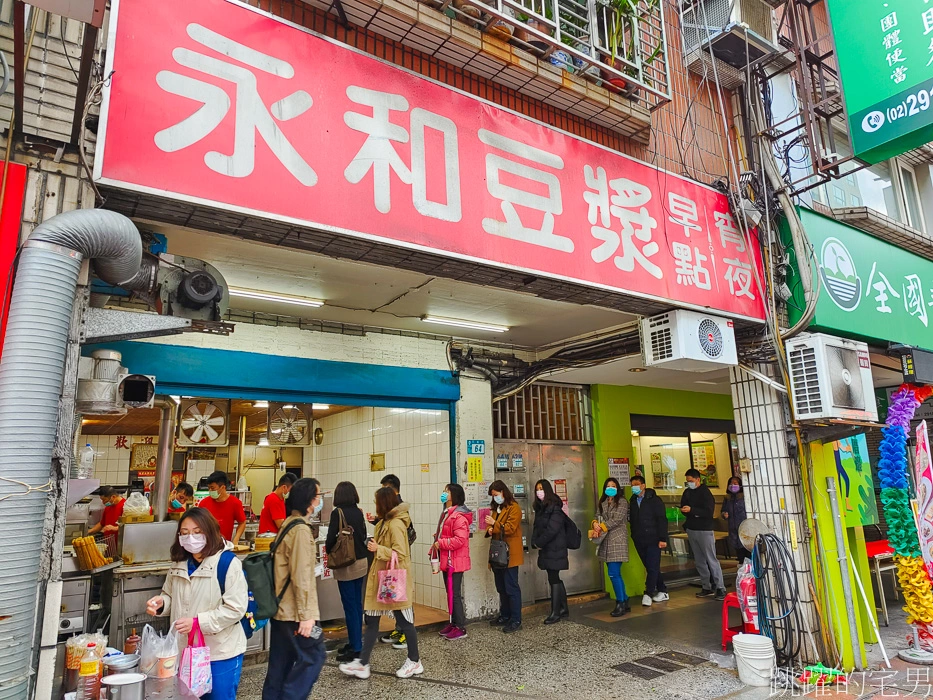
[88,486,125,548]
[259,473,297,534]
[197,471,246,545]
[168,482,194,514]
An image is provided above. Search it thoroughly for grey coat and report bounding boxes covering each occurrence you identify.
[597,497,629,563]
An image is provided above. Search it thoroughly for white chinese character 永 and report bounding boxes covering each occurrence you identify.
[672,242,711,290]
[715,211,745,253]
[155,24,317,185]
[924,8,933,35]
[724,258,755,299]
[887,48,906,66]
[480,130,570,252]
[586,176,662,279]
[866,262,900,313]
[344,87,462,220]
[883,30,902,50]
[905,275,929,327]
[881,12,898,32]
[892,66,909,84]
[668,193,701,238]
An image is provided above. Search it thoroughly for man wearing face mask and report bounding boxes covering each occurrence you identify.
[628,475,668,607]
[259,473,297,535]
[198,471,247,546]
[168,482,194,514]
[680,468,726,601]
[88,487,125,544]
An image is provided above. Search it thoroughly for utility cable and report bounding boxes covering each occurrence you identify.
[753,532,807,667]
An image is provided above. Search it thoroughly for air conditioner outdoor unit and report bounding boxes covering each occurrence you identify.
[641,310,738,372]
[785,332,878,423]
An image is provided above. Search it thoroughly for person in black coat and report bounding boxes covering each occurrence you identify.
[680,468,726,600]
[628,474,669,606]
[326,481,372,662]
[532,479,570,625]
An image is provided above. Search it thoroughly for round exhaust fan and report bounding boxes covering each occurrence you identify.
[178,400,230,446]
[738,517,771,551]
[268,403,311,446]
[697,318,724,359]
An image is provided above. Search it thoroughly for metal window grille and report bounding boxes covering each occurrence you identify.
[493,383,592,441]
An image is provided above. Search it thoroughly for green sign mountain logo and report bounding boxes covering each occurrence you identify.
[820,237,861,312]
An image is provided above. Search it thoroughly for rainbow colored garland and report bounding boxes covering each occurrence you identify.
[878,385,933,648]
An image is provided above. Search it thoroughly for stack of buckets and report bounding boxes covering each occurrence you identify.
[732,633,776,686]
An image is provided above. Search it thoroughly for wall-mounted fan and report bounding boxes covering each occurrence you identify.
[177,399,231,446]
[268,403,312,446]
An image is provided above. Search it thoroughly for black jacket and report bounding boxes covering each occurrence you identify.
[629,488,668,545]
[680,485,716,531]
[532,502,569,571]
[326,505,371,563]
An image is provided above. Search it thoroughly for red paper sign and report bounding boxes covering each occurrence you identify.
[97,0,766,321]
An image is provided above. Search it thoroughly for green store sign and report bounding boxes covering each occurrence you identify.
[828,0,933,163]
[785,208,933,351]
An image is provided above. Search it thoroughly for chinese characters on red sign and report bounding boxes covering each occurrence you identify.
[97,0,766,321]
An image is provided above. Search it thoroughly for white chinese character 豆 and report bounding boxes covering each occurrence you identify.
[155,23,317,185]
[866,262,900,313]
[715,211,745,253]
[905,275,929,327]
[480,130,571,252]
[672,242,711,290]
[881,12,898,32]
[667,193,701,238]
[586,177,662,279]
[883,30,902,50]
[724,258,755,300]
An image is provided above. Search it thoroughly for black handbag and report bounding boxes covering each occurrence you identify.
[488,511,511,569]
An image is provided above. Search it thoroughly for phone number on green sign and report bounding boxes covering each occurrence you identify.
[863,87,933,134]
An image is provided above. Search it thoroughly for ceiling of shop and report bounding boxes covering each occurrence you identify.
[81,401,353,436]
[550,355,733,395]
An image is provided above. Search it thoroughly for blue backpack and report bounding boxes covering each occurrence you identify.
[217,549,266,639]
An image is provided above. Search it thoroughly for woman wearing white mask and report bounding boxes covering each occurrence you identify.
[146,507,248,700]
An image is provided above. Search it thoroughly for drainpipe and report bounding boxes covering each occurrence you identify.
[0,209,141,699]
[236,415,247,485]
[152,396,178,522]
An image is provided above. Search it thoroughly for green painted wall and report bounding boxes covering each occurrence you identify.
[590,384,736,596]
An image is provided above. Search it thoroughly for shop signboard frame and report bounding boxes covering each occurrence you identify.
[828,0,933,163]
[95,0,767,323]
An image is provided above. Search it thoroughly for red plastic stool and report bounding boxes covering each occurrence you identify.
[721,592,756,650]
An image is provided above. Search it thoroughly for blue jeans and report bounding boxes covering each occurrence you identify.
[262,619,326,700]
[493,566,522,623]
[337,576,365,652]
[606,562,627,602]
[201,654,243,700]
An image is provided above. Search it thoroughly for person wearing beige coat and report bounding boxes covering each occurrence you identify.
[339,489,423,680]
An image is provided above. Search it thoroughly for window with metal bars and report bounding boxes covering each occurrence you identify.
[493,383,592,442]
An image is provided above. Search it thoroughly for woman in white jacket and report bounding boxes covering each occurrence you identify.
[147,507,248,700]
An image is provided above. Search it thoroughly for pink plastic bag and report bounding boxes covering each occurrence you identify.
[377,551,408,604]
[179,619,212,697]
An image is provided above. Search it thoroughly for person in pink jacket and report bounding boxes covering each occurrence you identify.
[431,483,472,640]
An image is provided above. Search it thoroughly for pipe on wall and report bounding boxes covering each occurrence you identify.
[152,396,178,522]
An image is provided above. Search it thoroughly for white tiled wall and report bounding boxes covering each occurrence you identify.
[79,434,158,487]
[309,407,452,609]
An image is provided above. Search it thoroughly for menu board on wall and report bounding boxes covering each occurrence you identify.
[692,442,718,488]
[651,452,664,489]
[463,480,491,533]
[553,478,569,516]
[608,458,630,486]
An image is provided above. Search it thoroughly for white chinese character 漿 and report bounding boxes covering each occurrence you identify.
[892,66,909,84]
[584,165,611,228]
[724,258,755,299]
[905,275,929,327]
[480,130,570,252]
[887,48,906,66]
[881,12,898,32]
[672,242,711,290]
[924,8,933,35]
[883,30,902,50]
[587,176,662,279]
[715,211,745,253]
[668,193,701,238]
[866,263,900,313]
[155,23,317,185]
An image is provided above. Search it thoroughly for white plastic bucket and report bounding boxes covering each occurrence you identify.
[732,633,775,687]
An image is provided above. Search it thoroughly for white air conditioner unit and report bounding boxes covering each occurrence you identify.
[641,310,738,372]
[785,333,878,423]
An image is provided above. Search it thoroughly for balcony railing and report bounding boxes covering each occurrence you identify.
[420,0,672,108]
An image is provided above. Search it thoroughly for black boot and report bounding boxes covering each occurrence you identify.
[558,581,570,619]
[610,600,629,617]
[544,584,562,624]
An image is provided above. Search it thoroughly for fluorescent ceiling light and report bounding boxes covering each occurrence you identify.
[253,401,269,409]
[312,404,330,410]
[422,315,509,333]
[258,437,270,447]
[229,286,324,308]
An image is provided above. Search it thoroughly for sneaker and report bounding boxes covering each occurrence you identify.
[380,630,401,644]
[336,648,359,663]
[715,588,727,601]
[489,616,508,627]
[392,633,407,650]
[502,621,522,633]
[338,660,371,679]
[641,594,653,607]
[652,592,670,603]
[438,623,455,637]
[696,589,715,598]
[396,658,424,678]
[444,627,467,640]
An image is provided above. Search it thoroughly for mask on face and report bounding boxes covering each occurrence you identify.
[103,501,114,508]
[536,489,545,500]
[686,481,698,490]
[440,492,449,504]
[179,534,207,554]
[209,490,221,500]
[171,499,183,510]
[631,485,642,496]
[284,491,290,500]
[493,494,505,505]
[604,486,618,497]
[312,499,324,516]
[729,484,741,493]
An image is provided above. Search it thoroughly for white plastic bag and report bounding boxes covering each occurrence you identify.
[140,624,179,678]
[124,492,151,517]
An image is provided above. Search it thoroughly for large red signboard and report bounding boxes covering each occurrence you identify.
[96,0,766,321]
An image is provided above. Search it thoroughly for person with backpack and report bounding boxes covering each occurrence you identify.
[339,487,422,680]
[146,507,247,700]
[431,483,472,640]
[484,480,524,634]
[593,477,630,617]
[532,479,571,625]
[325,481,371,663]
[262,477,326,699]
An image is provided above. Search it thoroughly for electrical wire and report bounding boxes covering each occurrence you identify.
[753,532,807,667]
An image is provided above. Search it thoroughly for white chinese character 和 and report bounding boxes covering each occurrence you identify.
[155,23,317,185]
[668,193,701,238]
[672,242,711,290]
[866,263,900,313]
[905,275,929,327]
[715,211,745,253]
[480,130,570,252]
[724,258,755,299]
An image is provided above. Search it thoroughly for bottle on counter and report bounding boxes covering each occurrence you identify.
[123,628,140,655]
[76,642,102,700]
[75,444,96,480]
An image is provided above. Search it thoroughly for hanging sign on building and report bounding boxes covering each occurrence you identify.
[828,0,933,162]
[785,208,933,352]
[96,0,766,322]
